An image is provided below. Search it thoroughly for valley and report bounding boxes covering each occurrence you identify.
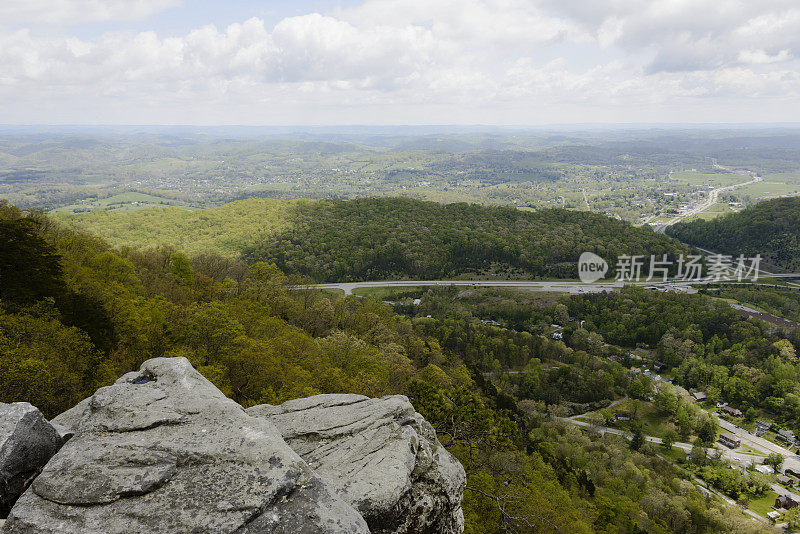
[2,129,799,227]
[2,132,800,534]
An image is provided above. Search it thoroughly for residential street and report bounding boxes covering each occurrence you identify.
[716,417,800,474]
[562,417,774,526]
[565,417,766,466]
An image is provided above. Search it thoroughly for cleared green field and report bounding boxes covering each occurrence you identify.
[737,181,800,199]
[761,172,800,184]
[318,288,345,298]
[588,398,684,441]
[53,192,190,213]
[671,171,744,187]
[660,446,687,462]
[684,202,738,222]
[746,490,779,518]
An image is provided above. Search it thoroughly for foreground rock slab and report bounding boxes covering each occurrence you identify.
[248,394,466,534]
[3,358,368,534]
[0,403,62,518]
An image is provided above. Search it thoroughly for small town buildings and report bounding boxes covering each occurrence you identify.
[718,433,741,449]
[777,475,794,486]
[756,420,772,436]
[767,510,781,520]
[691,391,707,402]
[720,405,743,417]
[775,494,799,510]
[777,429,797,446]
[756,464,775,475]
[643,369,662,381]
[615,412,632,422]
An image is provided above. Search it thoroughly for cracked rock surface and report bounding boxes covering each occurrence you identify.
[0,403,62,518]
[2,358,368,534]
[248,394,466,534]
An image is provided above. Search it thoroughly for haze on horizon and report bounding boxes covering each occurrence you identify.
[1,0,799,126]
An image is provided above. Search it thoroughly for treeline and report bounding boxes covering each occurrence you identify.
[667,196,800,271]
[0,201,766,533]
[243,197,688,282]
[0,201,457,415]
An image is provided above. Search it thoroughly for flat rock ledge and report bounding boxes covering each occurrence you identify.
[248,394,466,534]
[1,358,464,534]
[2,358,367,534]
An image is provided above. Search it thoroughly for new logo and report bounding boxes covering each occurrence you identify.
[578,252,608,283]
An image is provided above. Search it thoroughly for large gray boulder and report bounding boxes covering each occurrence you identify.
[0,403,62,518]
[3,358,368,534]
[49,396,90,441]
[248,394,466,534]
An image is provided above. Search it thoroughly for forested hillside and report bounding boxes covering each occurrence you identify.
[242,198,687,281]
[56,198,300,256]
[0,201,767,533]
[668,196,800,271]
[60,197,689,282]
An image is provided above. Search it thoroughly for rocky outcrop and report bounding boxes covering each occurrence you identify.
[49,396,90,441]
[248,394,466,534]
[0,403,62,518]
[1,358,465,533]
[3,358,368,534]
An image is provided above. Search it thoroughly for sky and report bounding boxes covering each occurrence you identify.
[1,0,800,125]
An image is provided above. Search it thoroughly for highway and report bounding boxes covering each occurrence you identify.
[655,173,761,233]
[303,274,800,295]
[309,279,625,295]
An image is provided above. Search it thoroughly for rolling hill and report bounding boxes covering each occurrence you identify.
[667,196,800,271]
[58,196,689,282]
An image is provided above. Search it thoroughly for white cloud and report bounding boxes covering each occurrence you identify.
[340,0,590,46]
[0,0,800,124]
[539,0,800,72]
[738,49,793,65]
[0,0,181,25]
